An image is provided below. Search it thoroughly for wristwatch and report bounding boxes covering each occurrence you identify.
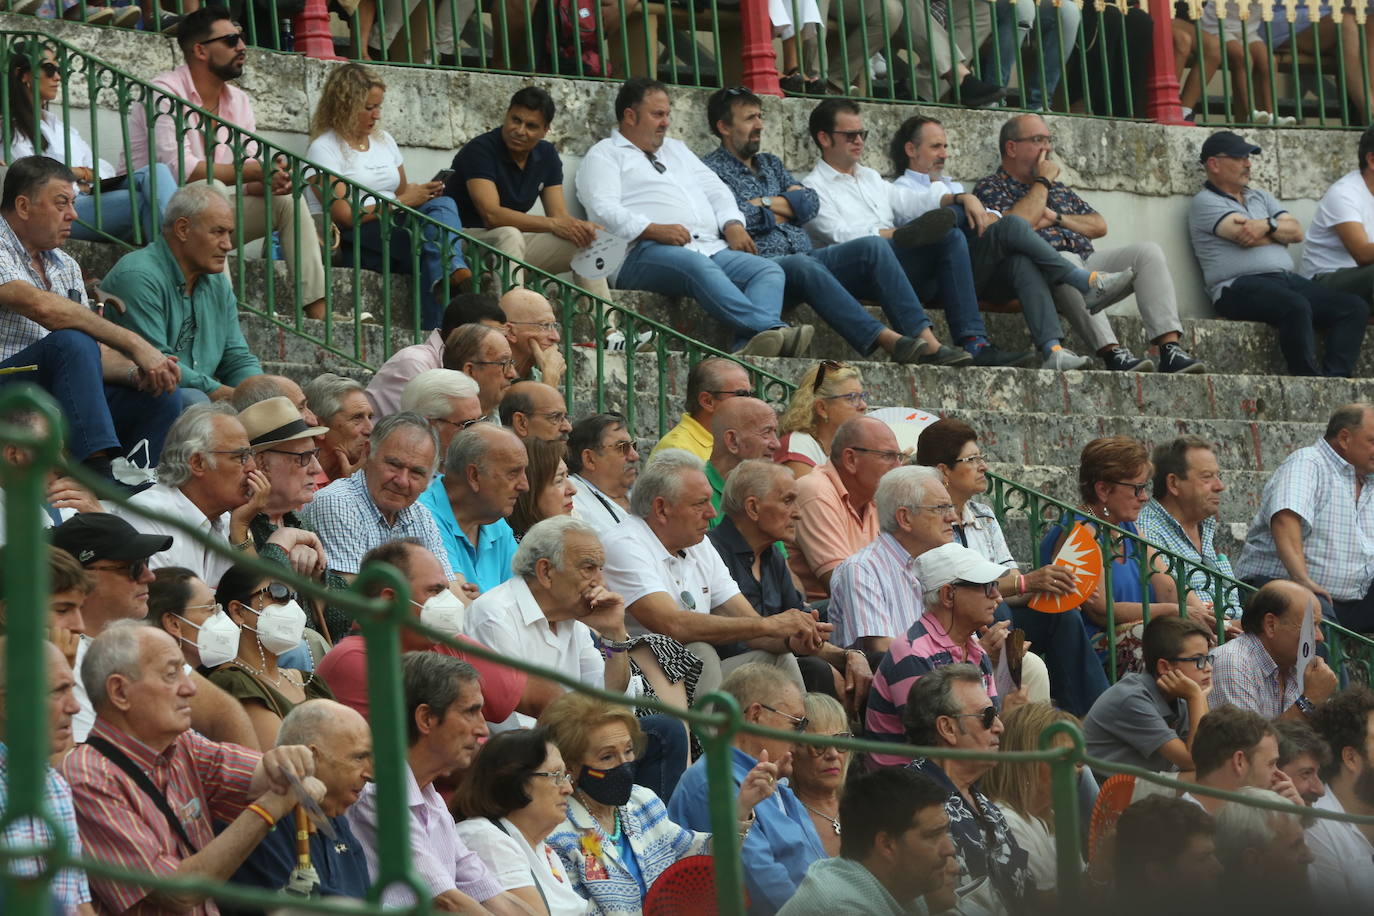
[1266,216,1278,237]
[760,196,774,210]
[1035,176,1054,191]
[1295,694,1316,717]
[1054,211,1064,226]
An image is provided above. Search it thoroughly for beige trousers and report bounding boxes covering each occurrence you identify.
[464,225,612,299]
[212,180,327,304]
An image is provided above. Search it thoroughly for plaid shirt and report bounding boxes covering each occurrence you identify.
[298,469,455,579]
[971,166,1098,257]
[828,532,925,649]
[1210,632,1299,719]
[0,744,91,914]
[700,146,820,258]
[61,719,260,915]
[1236,437,1374,601]
[1137,499,1244,618]
[0,213,89,360]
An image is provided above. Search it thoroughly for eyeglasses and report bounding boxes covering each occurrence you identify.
[915,503,956,515]
[821,390,867,406]
[722,86,754,98]
[952,580,1000,598]
[761,704,810,733]
[433,416,485,432]
[803,733,854,756]
[812,359,846,393]
[951,706,1000,730]
[645,151,666,174]
[532,410,570,425]
[1168,653,1216,671]
[509,320,560,334]
[201,31,246,48]
[850,446,903,463]
[600,439,636,455]
[261,446,321,468]
[470,358,517,371]
[952,453,989,467]
[39,62,60,78]
[209,448,256,467]
[246,582,296,605]
[1013,134,1052,145]
[86,558,150,581]
[829,129,868,142]
[532,770,573,786]
[1108,480,1153,498]
[706,389,754,400]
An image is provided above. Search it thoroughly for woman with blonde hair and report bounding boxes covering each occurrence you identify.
[788,692,851,857]
[775,360,867,478]
[980,702,1083,914]
[306,62,470,327]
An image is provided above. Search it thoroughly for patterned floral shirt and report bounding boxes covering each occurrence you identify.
[972,166,1099,257]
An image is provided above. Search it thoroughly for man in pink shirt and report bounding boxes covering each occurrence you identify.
[126,8,327,318]
[787,416,899,598]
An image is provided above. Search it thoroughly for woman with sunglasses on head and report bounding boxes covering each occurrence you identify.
[509,439,578,541]
[788,693,851,858]
[453,727,592,916]
[208,563,334,749]
[4,42,176,244]
[775,361,869,479]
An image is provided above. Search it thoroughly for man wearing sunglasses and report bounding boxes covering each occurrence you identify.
[127,7,328,318]
[866,543,1025,768]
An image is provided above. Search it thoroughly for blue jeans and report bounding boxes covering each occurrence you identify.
[984,0,1077,107]
[1010,604,1109,717]
[71,164,177,244]
[341,196,469,329]
[891,228,988,343]
[0,329,182,463]
[775,236,932,355]
[637,713,690,801]
[178,386,211,409]
[616,242,785,351]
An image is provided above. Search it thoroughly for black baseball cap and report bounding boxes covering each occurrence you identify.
[50,513,172,565]
[1199,130,1261,163]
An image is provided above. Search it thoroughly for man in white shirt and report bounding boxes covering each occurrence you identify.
[1303,125,1374,309]
[889,114,1139,371]
[576,78,811,359]
[601,448,843,698]
[568,412,639,532]
[119,403,322,586]
[1307,686,1374,910]
[801,99,1031,368]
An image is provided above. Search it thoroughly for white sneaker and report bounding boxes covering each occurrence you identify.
[1041,346,1091,371]
[1251,109,1272,124]
[869,53,888,80]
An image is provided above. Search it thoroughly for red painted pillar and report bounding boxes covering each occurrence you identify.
[741,0,782,96]
[293,0,343,60]
[1145,0,1187,123]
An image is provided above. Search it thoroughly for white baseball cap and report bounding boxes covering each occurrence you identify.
[912,542,1008,593]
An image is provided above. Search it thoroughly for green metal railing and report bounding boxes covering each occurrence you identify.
[6,384,1374,916]
[0,31,793,438]
[988,468,1374,685]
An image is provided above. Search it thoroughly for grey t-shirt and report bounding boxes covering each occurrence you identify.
[1187,183,1294,299]
[1082,672,1190,773]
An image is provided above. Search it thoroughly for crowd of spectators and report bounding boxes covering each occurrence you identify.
[4,21,1374,915]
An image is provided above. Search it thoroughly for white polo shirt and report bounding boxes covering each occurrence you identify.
[462,576,605,689]
[570,474,628,534]
[1308,789,1374,909]
[601,515,741,637]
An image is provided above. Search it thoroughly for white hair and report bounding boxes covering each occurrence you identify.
[1214,787,1300,869]
[81,619,149,711]
[401,369,480,419]
[512,516,601,579]
[157,402,238,487]
[163,181,230,231]
[629,448,704,518]
[875,465,943,533]
[303,372,365,424]
[721,459,789,517]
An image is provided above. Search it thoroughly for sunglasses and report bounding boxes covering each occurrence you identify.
[951,706,1000,730]
[600,439,636,455]
[261,446,321,468]
[706,388,754,400]
[201,32,246,48]
[39,62,60,78]
[812,359,846,393]
[952,580,1000,598]
[645,151,666,174]
[803,733,854,756]
[86,558,150,581]
[761,704,810,733]
[830,129,868,142]
[246,582,296,605]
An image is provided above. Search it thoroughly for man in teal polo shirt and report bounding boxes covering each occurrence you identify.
[102,183,262,406]
[418,423,527,593]
[706,396,780,525]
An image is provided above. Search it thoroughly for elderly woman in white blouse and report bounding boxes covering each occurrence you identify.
[4,43,175,244]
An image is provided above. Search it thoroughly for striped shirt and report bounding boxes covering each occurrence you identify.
[0,213,89,359]
[1136,499,1243,618]
[0,745,91,914]
[1236,437,1374,601]
[865,613,997,767]
[1209,631,1299,720]
[298,469,455,578]
[828,532,925,649]
[61,719,261,915]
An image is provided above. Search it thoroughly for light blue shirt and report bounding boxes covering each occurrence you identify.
[667,747,825,915]
[417,474,517,592]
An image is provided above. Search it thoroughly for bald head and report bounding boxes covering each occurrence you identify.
[500,288,560,377]
[710,397,780,471]
[279,699,373,816]
[499,381,571,442]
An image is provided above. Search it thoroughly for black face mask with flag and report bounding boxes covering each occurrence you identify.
[577,760,637,807]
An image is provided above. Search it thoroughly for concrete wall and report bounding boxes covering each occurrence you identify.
[7,12,1359,314]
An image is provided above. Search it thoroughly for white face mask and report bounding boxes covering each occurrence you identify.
[176,610,240,668]
[250,599,308,656]
[413,590,466,640]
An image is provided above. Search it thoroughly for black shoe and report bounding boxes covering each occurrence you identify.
[916,341,974,366]
[970,344,1036,368]
[779,71,806,95]
[1101,346,1155,372]
[957,74,1009,109]
[891,208,956,249]
[890,335,926,365]
[1159,342,1206,374]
